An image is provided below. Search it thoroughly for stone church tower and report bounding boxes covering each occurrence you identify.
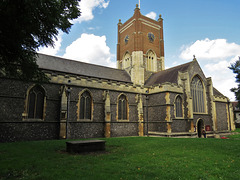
[0,4,235,142]
[117,4,165,85]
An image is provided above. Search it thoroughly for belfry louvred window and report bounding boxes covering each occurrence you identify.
[191,76,205,113]
[118,94,128,120]
[80,91,92,119]
[146,50,156,72]
[27,85,45,119]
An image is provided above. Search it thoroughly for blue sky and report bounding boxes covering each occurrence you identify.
[39,0,240,100]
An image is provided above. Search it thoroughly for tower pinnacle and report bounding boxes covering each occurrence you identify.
[135,4,139,9]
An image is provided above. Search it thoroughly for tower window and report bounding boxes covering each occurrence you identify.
[146,50,157,72]
[122,52,131,69]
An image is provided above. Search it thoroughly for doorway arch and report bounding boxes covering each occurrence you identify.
[197,119,204,138]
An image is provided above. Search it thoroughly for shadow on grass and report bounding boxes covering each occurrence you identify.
[0,137,240,179]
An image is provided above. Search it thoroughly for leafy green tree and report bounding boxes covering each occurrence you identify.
[229,57,240,105]
[0,0,81,81]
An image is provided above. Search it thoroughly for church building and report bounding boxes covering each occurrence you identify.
[0,5,235,142]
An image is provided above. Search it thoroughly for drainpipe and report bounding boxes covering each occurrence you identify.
[227,99,232,131]
[145,90,149,137]
[66,86,71,139]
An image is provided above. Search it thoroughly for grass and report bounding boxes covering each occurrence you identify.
[1,133,240,180]
[233,128,240,133]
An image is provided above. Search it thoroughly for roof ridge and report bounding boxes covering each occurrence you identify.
[38,53,125,72]
[162,61,193,72]
[37,53,132,83]
[145,61,193,86]
[213,87,225,97]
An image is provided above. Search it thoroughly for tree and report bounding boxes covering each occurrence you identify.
[0,0,81,81]
[229,56,240,105]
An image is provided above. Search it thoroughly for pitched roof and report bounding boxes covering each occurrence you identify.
[37,54,132,83]
[145,61,192,86]
[213,87,225,97]
[232,101,238,109]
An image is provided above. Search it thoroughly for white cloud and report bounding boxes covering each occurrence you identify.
[73,0,110,23]
[38,31,63,56]
[88,27,95,30]
[205,60,230,73]
[179,39,240,101]
[63,33,115,68]
[204,66,236,101]
[145,11,157,20]
[38,0,109,55]
[212,55,239,101]
[180,38,240,60]
[229,55,240,65]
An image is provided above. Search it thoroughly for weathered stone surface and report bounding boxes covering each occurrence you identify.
[0,6,235,142]
[66,140,106,153]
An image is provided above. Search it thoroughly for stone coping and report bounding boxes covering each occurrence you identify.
[66,140,105,144]
[66,140,106,153]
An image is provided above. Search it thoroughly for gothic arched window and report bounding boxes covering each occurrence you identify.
[191,76,205,113]
[79,91,92,120]
[175,96,183,117]
[122,52,131,69]
[146,50,157,72]
[27,85,45,119]
[118,94,128,120]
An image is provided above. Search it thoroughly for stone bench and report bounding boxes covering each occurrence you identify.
[66,140,106,153]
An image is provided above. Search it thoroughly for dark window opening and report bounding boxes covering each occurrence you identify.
[118,94,128,120]
[80,91,92,120]
[27,85,45,119]
[175,96,183,117]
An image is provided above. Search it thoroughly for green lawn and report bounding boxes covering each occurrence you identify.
[1,133,240,180]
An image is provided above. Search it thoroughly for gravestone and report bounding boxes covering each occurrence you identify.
[66,140,106,153]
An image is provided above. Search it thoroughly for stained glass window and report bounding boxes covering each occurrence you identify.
[118,94,128,120]
[191,76,205,113]
[79,91,92,120]
[27,85,45,119]
[175,96,183,117]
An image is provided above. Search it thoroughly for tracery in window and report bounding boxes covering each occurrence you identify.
[191,76,205,113]
[146,50,157,72]
[118,94,128,120]
[175,96,183,117]
[27,85,45,119]
[79,91,92,120]
[122,52,131,69]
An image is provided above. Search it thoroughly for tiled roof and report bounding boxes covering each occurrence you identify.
[145,62,192,86]
[232,101,238,109]
[37,54,132,83]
